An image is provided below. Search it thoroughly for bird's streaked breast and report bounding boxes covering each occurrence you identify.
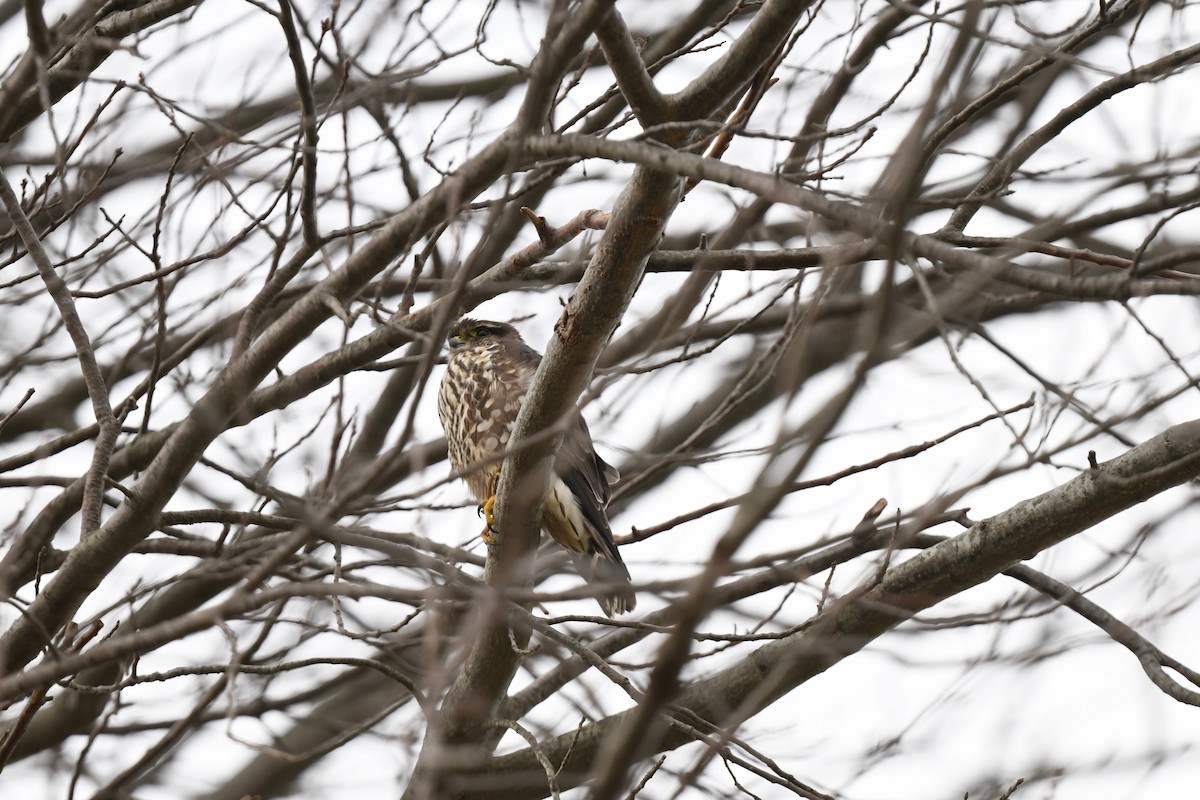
[437,343,527,500]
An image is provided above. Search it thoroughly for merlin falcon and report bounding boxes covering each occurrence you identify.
[437,318,636,615]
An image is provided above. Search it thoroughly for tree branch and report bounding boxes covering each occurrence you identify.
[448,419,1200,799]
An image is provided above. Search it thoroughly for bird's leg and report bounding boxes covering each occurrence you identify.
[477,495,498,545]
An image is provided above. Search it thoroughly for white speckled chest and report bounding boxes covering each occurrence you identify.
[437,341,529,500]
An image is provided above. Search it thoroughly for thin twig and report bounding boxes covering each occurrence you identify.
[0,167,120,536]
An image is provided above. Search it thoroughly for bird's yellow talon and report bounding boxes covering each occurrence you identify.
[478,495,498,544]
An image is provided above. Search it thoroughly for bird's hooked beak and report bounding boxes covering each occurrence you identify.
[447,333,466,350]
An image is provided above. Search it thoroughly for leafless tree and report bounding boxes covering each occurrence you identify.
[2,0,1200,798]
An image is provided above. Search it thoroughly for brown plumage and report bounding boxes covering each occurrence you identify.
[436,318,636,615]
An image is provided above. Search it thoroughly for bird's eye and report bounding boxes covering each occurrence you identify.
[474,327,491,338]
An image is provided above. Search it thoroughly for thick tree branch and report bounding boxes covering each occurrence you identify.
[450,419,1200,799]
[667,0,813,122]
[595,8,668,128]
[412,141,681,800]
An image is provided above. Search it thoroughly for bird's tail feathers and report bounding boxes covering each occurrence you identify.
[572,551,636,616]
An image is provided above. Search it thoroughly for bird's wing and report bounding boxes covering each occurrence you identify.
[555,415,624,564]
[506,335,624,562]
[557,415,615,506]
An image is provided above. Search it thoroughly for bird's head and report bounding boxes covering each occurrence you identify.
[446,318,521,351]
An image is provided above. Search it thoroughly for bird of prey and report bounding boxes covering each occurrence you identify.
[437,317,636,615]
